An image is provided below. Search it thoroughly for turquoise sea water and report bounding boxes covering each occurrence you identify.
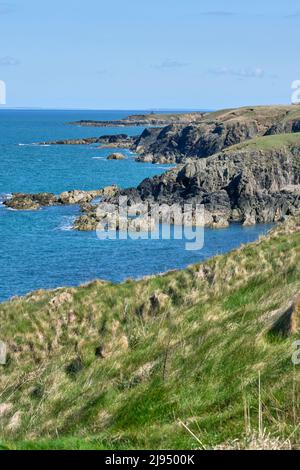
[0,109,272,302]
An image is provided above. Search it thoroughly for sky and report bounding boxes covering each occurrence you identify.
[0,0,300,109]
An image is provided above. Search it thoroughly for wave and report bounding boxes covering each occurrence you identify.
[18,143,50,147]
[18,143,38,147]
[56,216,76,231]
[0,193,12,206]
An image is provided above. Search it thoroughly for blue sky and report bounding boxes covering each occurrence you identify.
[0,0,300,109]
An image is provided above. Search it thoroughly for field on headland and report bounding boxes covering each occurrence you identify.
[0,216,300,450]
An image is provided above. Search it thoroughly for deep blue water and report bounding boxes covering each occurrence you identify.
[0,109,272,302]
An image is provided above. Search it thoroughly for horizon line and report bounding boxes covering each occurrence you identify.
[0,106,213,111]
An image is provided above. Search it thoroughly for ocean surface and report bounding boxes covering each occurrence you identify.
[0,109,272,302]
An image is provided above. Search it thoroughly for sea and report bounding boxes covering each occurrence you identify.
[0,109,272,302]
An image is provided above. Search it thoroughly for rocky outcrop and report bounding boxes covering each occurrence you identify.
[97,134,137,149]
[43,107,300,166]
[77,136,299,229]
[98,185,119,198]
[58,189,103,205]
[42,134,137,149]
[4,192,58,210]
[149,292,170,315]
[134,121,258,163]
[41,137,100,145]
[49,292,73,309]
[129,136,300,226]
[4,186,119,211]
[269,293,300,337]
[133,105,300,164]
[107,153,126,160]
[69,112,206,128]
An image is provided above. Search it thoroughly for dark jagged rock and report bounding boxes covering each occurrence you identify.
[40,134,137,148]
[74,201,155,233]
[97,134,137,149]
[41,137,100,145]
[131,134,300,225]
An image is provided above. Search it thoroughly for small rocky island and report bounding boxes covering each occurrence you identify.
[40,134,137,149]
[106,152,126,160]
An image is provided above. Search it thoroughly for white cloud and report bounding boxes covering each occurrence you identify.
[208,66,265,79]
[153,59,189,70]
[0,56,20,66]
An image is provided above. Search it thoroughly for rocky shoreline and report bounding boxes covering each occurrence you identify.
[74,133,300,230]
[131,104,300,164]
[43,105,300,167]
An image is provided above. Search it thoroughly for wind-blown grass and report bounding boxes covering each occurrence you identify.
[0,216,300,450]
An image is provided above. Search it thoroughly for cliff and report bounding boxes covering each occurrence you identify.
[69,112,206,128]
[133,105,300,163]
[75,133,300,230]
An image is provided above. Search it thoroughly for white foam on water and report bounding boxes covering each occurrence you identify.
[18,143,51,147]
[57,216,76,231]
[0,193,12,206]
[18,143,39,147]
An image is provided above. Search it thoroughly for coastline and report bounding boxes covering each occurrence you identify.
[2,105,300,301]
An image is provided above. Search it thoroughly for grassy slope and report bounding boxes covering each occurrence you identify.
[0,216,300,450]
[204,104,300,122]
[223,131,300,152]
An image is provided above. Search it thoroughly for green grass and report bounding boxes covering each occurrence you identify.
[223,132,300,153]
[1,216,300,449]
[204,103,300,122]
